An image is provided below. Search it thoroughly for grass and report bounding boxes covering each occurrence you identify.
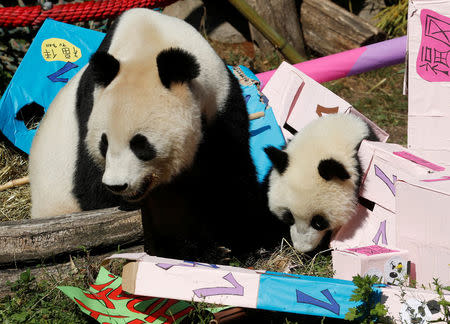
[324,65,408,145]
[0,137,30,222]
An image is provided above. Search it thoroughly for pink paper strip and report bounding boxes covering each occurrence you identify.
[347,245,399,256]
[393,151,445,171]
[421,176,450,182]
[417,9,450,82]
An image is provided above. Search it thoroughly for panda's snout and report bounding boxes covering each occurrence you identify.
[104,183,128,193]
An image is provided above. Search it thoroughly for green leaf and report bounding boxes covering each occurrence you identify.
[345,307,358,320]
[10,311,28,323]
[438,300,450,307]
[369,303,388,317]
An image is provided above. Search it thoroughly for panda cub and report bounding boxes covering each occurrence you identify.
[29,8,285,259]
[264,114,378,253]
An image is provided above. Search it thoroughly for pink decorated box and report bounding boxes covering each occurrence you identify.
[261,61,388,142]
[407,1,450,166]
[116,253,261,308]
[358,141,445,212]
[396,176,450,286]
[331,203,396,249]
[332,245,409,285]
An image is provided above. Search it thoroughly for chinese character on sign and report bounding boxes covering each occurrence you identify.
[417,9,450,81]
[41,38,82,63]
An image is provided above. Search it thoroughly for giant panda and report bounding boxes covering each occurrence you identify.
[264,114,378,253]
[29,8,287,259]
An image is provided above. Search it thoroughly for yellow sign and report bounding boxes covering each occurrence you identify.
[41,38,81,62]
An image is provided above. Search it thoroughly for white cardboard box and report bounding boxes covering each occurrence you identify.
[331,203,397,249]
[332,245,409,284]
[262,61,388,142]
[396,177,450,286]
[358,141,445,213]
[407,0,450,167]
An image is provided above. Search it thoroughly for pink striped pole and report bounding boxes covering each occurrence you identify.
[256,36,407,88]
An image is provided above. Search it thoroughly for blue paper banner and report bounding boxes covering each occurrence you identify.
[229,65,285,182]
[257,271,380,319]
[0,19,105,153]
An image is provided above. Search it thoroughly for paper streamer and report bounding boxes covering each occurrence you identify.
[59,267,229,324]
[256,36,407,87]
[58,267,194,323]
[114,253,378,320]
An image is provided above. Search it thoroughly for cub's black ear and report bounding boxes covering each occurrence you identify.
[90,51,120,87]
[264,146,289,174]
[318,158,350,181]
[157,48,200,89]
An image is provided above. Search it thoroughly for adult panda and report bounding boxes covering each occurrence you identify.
[29,8,287,259]
[264,114,379,253]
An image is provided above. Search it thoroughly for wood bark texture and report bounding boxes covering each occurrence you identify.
[0,245,144,298]
[247,0,306,59]
[300,0,385,55]
[0,208,143,265]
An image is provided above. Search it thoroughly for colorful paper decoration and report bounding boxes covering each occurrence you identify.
[229,65,285,182]
[115,253,377,320]
[59,267,194,324]
[0,18,105,153]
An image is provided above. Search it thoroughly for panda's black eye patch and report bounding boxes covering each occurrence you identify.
[99,133,108,158]
[281,210,295,226]
[310,214,329,231]
[130,134,156,161]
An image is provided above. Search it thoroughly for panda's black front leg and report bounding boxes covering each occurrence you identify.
[118,200,140,211]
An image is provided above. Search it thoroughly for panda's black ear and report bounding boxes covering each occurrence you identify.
[318,158,350,181]
[157,48,200,89]
[264,146,289,174]
[90,51,120,87]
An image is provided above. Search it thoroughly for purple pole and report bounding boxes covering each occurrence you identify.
[256,36,407,88]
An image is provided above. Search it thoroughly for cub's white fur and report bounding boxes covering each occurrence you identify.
[267,114,372,252]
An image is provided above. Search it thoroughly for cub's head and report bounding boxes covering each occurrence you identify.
[86,48,202,202]
[264,114,371,252]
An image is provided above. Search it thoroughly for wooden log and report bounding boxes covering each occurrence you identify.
[300,0,385,56]
[246,0,306,61]
[0,245,144,298]
[0,208,143,266]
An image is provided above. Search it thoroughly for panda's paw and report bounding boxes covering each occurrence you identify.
[118,201,140,211]
[216,246,232,264]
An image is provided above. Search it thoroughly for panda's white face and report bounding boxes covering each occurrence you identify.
[265,114,370,252]
[86,49,202,202]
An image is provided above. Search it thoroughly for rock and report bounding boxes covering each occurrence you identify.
[163,0,249,43]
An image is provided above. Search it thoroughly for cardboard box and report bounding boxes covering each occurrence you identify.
[408,148,450,168]
[332,245,409,284]
[358,141,445,212]
[120,253,260,308]
[396,177,450,286]
[331,203,397,249]
[262,61,388,142]
[407,1,450,165]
